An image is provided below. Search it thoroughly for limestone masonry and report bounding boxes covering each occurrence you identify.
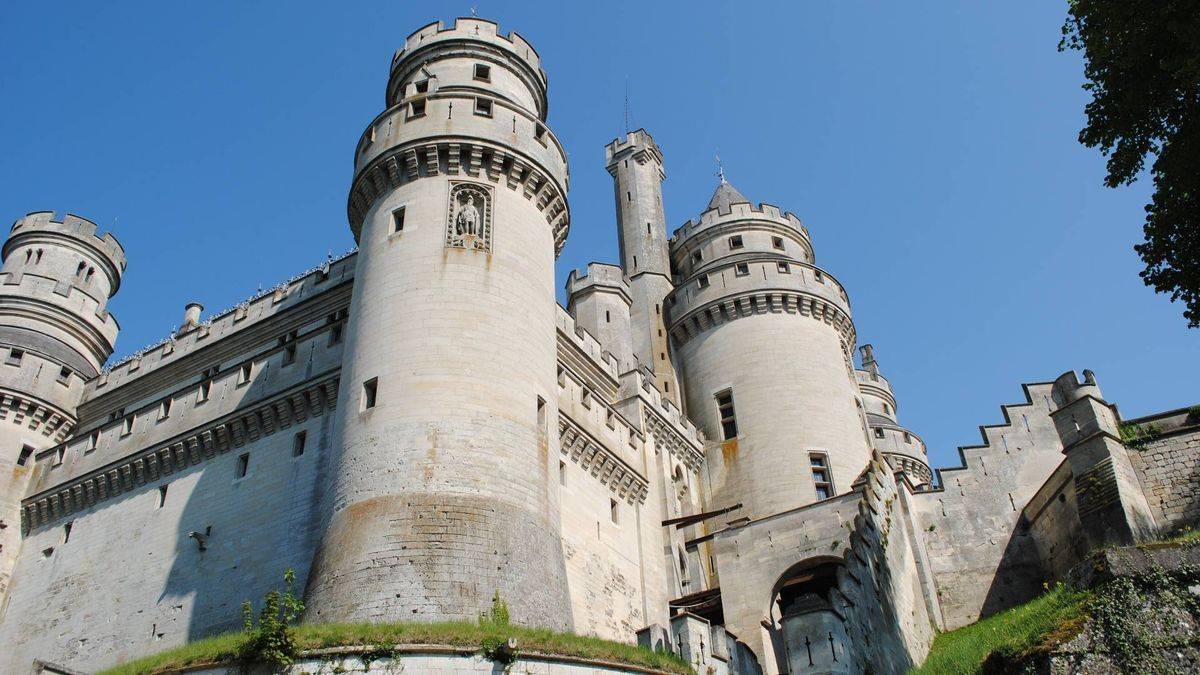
[1,17,1196,675]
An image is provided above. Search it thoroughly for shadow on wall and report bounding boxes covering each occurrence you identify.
[975,523,1049,621]
[159,359,333,642]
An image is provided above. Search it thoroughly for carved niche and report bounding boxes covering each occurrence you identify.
[446,181,493,252]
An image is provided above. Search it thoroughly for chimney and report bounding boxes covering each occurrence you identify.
[178,302,203,335]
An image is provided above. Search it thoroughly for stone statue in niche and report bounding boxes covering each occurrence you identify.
[446,182,493,252]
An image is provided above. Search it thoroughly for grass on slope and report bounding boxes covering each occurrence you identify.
[911,585,1090,675]
[98,620,693,675]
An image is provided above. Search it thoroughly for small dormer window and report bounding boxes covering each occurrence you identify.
[772,236,785,250]
[57,366,72,384]
[474,98,493,117]
[735,263,750,277]
[414,79,429,94]
[728,235,743,249]
[7,348,24,366]
[777,262,790,274]
[408,100,426,119]
[474,63,491,82]
[697,275,710,289]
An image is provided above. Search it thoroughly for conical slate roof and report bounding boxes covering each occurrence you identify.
[706,180,749,213]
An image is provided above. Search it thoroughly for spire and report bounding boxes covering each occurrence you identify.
[706,180,749,213]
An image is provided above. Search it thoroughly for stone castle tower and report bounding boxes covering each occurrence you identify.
[0,15,1196,675]
[665,174,870,518]
[0,212,125,603]
[304,18,573,627]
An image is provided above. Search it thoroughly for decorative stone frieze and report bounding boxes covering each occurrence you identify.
[21,375,339,532]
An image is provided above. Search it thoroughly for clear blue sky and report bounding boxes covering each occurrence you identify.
[2,2,1193,471]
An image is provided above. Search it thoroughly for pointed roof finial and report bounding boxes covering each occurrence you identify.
[715,153,727,184]
[623,77,630,135]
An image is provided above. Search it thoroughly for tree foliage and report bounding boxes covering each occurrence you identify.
[1061,1,1200,327]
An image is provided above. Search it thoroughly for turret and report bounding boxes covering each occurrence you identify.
[565,263,635,372]
[666,183,869,518]
[0,209,124,609]
[605,130,681,404]
[306,18,573,629]
[855,344,931,487]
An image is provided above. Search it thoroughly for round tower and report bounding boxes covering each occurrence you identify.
[0,210,124,605]
[667,184,870,518]
[305,18,573,629]
[856,344,931,488]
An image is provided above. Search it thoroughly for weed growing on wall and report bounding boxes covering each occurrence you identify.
[238,569,305,669]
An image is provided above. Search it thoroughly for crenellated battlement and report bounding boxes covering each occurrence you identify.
[394,18,544,79]
[0,271,120,340]
[604,129,665,170]
[670,201,807,247]
[565,263,631,302]
[91,249,357,392]
[7,211,126,275]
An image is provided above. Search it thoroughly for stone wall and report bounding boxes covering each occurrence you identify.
[911,380,1067,630]
[0,414,330,673]
[1125,407,1200,533]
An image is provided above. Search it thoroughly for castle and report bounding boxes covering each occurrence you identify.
[1,18,1197,675]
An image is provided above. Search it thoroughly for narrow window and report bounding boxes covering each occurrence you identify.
[626,191,632,203]
[698,275,710,289]
[716,390,738,440]
[362,377,378,411]
[580,389,592,409]
[660,352,666,361]
[814,270,824,282]
[35,249,43,263]
[122,413,135,436]
[633,255,638,269]
[414,79,429,94]
[537,396,547,437]
[605,310,611,323]
[409,99,426,118]
[534,123,546,141]
[473,63,491,81]
[646,222,651,235]
[157,484,168,508]
[772,236,785,250]
[238,363,252,385]
[283,344,296,366]
[88,430,99,453]
[198,379,212,402]
[292,431,307,457]
[76,261,87,277]
[655,304,660,315]
[57,366,72,384]
[728,235,743,249]
[883,403,891,415]
[55,446,65,466]
[735,263,749,276]
[610,498,620,524]
[159,398,172,420]
[903,431,912,444]
[474,98,492,117]
[664,381,670,393]
[17,444,34,467]
[874,427,885,439]
[811,453,834,500]
[63,521,72,544]
[236,453,249,479]
[329,322,343,346]
[6,348,23,366]
[391,206,406,233]
[559,460,567,485]
[777,261,790,273]
[691,251,702,264]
